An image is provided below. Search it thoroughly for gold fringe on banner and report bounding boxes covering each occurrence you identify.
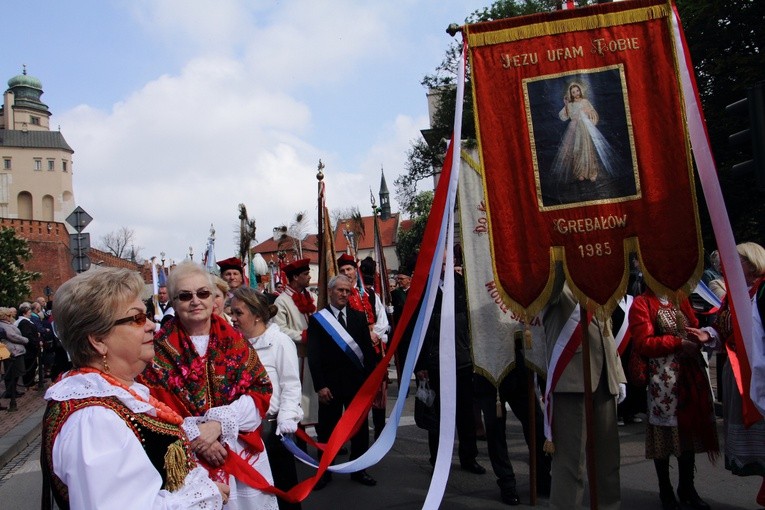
[466,4,670,48]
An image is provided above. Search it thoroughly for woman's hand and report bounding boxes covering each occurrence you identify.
[685,326,711,343]
[191,421,223,455]
[199,441,228,468]
[416,369,429,381]
[215,482,230,505]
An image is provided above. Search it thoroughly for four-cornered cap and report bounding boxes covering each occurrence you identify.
[337,253,357,268]
[217,257,243,274]
[283,258,311,278]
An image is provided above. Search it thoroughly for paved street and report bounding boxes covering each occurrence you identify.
[0,379,760,509]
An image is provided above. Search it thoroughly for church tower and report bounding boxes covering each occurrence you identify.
[379,168,391,220]
[0,67,75,222]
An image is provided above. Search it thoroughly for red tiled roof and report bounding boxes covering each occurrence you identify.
[333,213,399,252]
[399,218,414,233]
[251,234,320,266]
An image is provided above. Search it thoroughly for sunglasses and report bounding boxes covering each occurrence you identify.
[113,312,152,327]
[175,289,213,302]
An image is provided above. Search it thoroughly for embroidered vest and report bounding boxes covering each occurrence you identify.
[42,396,193,510]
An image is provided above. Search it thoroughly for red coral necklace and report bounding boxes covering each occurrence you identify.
[71,367,183,425]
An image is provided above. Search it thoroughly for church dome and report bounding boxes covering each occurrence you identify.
[8,69,43,91]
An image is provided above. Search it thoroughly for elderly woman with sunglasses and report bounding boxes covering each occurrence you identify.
[41,267,229,510]
[139,261,278,510]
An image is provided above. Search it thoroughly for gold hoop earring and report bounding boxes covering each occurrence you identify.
[102,354,110,373]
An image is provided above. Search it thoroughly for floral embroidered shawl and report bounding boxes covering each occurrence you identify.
[138,314,272,420]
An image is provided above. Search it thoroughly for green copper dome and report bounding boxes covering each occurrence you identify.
[8,68,42,91]
[5,67,50,115]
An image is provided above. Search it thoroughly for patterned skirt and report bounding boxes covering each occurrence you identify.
[722,360,765,476]
[645,423,708,459]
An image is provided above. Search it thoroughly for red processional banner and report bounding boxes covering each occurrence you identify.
[466,0,703,316]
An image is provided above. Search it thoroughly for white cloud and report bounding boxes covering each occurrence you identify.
[45,0,485,262]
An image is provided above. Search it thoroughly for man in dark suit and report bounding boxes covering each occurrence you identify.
[145,284,171,321]
[307,274,379,489]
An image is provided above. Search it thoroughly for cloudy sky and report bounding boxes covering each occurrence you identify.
[4,0,489,264]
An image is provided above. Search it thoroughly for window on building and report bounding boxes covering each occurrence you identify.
[2,158,10,170]
[34,159,42,171]
[48,159,55,171]
[62,160,68,172]
[30,116,40,125]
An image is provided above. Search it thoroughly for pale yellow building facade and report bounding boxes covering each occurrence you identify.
[0,68,75,222]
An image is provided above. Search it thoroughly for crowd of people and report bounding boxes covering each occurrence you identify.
[1,297,56,411]
[2,241,763,509]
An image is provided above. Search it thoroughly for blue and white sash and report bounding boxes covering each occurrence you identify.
[314,309,365,371]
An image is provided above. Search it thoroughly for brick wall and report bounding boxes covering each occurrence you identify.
[1,218,74,301]
[1,219,150,303]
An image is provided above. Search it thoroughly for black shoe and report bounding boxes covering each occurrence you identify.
[536,476,551,497]
[314,472,332,491]
[660,490,680,510]
[500,488,520,506]
[350,470,377,486]
[460,460,487,475]
[677,487,710,510]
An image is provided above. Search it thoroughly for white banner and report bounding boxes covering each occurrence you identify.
[458,150,548,383]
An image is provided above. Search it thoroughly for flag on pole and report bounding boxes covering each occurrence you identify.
[372,209,391,309]
[317,164,337,310]
[157,264,167,287]
[203,226,217,274]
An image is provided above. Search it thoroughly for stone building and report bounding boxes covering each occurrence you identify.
[1,68,147,301]
[0,67,75,222]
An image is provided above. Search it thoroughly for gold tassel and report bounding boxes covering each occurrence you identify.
[163,439,190,492]
[524,324,533,350]
[496,390,503,418]
[543,439,555,455]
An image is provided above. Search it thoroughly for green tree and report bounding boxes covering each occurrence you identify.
[395,0,551,208]
[395,191,434,272]
[0,227,40,305]
[675,0,765,245]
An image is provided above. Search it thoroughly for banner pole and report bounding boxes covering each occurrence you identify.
[527,366,538,506]
[580,307,598,510]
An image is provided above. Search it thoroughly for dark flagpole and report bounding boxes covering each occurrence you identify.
[316,160,327,309]
[581,306,598,510]
[527,366,538,506]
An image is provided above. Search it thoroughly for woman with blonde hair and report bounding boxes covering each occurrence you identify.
[41,267,228,509]
[690,242,765,507]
